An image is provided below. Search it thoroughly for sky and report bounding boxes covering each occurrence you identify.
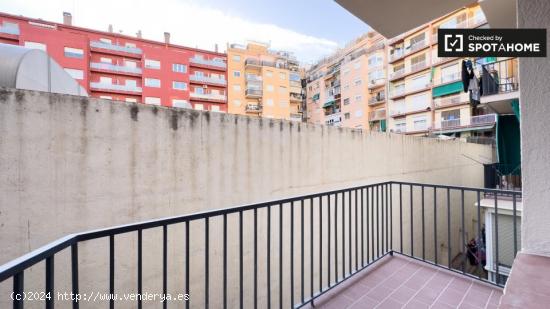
[0,0,371,64]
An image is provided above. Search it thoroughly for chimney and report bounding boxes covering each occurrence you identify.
[164,32,170,44]
[215,43,218,53]
[108,24,113,33]
[63,12,72,26]
[136,30,142,38]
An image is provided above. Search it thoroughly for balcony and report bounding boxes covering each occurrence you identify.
[245,89,262,98]
[368,78,385,89]
[325,112,342,126]
[409,61,428,74]
[471,113,497,126]
[245,103,262,113]
[189,57,226,71]
[441,118,461,129]
[245,74,262,82]
[480,58,519,114]
[434,72,461,86]
[190,92,226,102]
[408,40,427,55]
[390,87,405,99]
[368,94,386,106]
[189,75,227,86]
[389,49,404,62]
[369,109,386,121]
[0,181,518,309]
[390,68,405,80]
[433,93,469,109]
[289,113,302,122]
[290,93,302,102]
[90,41,142,58]
[245,58,261,68]
[89,82,142,94]
[90,62,142,76]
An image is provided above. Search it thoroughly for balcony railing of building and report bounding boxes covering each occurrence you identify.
[484,163,522,192]
[90,41,142,55]
[289,113,303,121]
[467,136,496,146]
[390,68,405,80]
[189,57,227,69]
[389,49,404,62]
[390,87,406,99]
[246,74,262,82]
[245,89,262,98]
[0,181,521,309]
[290,93,303,102]
[190,92,227,101]
[89,82,142,93]
[90,62,142,75]
[245,103,262,113]
[471,113,497,126]
[441,118,461,129]
[481,58,519,96]
[369,109,386,121]
[189,75,227,86]
[0,23,20,35]
[434,93,469,109]
[368,78,385,89]
[409,61,428,74]
[435,72,461,86]
[368,93,386,105]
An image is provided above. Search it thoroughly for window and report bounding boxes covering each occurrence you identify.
[440,64,459,83]
[344,113,351,120]
[267,85,274,92]
[355,95,362,102]
[24,41,46,51]
[172,99,190,108]
[343,98,350,105]
[99,38,112,44]
[289,73,300,82]
[173,81,187,91]
[172,63,187,73]
[392,99,406,114]
[233,100,241,107]
[442,109,460,120]
[368,54,383,67]
[194,104,204,111]
[266,99,274,106]
[126,80,137,87]
[409,33,426,46]
[99,95,112,99]
[368,70,384,82]
[233,70,241,77]
[145,97,161,105]
[64,68,84,80]
[279,101,288,108]
[355,110,364,117]
[232,55,241,62]
[279,86,287,94]
[64,47,83,59]
[211,105,220,112]
[125,61,137,68]
[410,54,426,66]
[266,71,273,78]
[279,72,286,80]
[126,98,138,103]
[395,121,407,132]
[194,87,205,94]
[145,78,161,88]
[233,84,241,92]
[100,57,112,64]
[195,71,205,77]
[99,76,112,84]
[354,78,362,86]
[144,59,161,69]
[408,73,430,92]
[413,115,428,130]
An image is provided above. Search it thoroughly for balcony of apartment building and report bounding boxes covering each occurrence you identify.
[389,65,406,81]
[245,103,262,114]
[433,93,469,109]
[480,58,520,114]
[390,99,431,118]
[244,58,262,69]
[189,56,226,71]
[189,90,226,103]
[290,92,302,103]
[324,111,342,126]
[390,82,431,101]
[368,108,386,122]
[435,113,497,132]
[89,41,143,59]
[89,62,143,77]
[368,78,385,90]
[431,54,460,66]
[368,91,386,106]
[0,21,19,41]
[289,112,303,122]
[389,47,405,63]
[89,81,142,95]
[189,74,227,87]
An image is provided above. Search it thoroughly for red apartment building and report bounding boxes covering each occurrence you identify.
[0,12,228,111]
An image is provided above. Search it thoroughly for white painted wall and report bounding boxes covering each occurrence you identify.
[518,0,550,257]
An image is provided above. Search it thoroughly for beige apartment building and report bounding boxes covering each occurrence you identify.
[227,42,303,121]
[305,32,387,130]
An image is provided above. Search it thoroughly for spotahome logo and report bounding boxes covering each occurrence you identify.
[438,29,546,57]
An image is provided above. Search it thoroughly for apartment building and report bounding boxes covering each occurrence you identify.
[306,32,387,129]
[0,12,227,111]
[227,42,303,121]
[387,4,490,137]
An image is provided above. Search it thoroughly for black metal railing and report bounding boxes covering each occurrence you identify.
[484,163,522,191]
[0,181,521,308]
[481,58,519,96]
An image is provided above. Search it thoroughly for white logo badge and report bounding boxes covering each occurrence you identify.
[444,34,463,52]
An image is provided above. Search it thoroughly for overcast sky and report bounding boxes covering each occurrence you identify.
[0,0,371,64]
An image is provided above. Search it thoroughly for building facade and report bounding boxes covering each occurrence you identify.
[227,42,303,121]
[0,12,227,111]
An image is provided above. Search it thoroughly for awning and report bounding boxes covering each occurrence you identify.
[312,93,320,101]
[322,100,335,108]
[433,81,463,98]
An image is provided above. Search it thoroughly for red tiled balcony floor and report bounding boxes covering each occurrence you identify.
[304,255,502,309]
